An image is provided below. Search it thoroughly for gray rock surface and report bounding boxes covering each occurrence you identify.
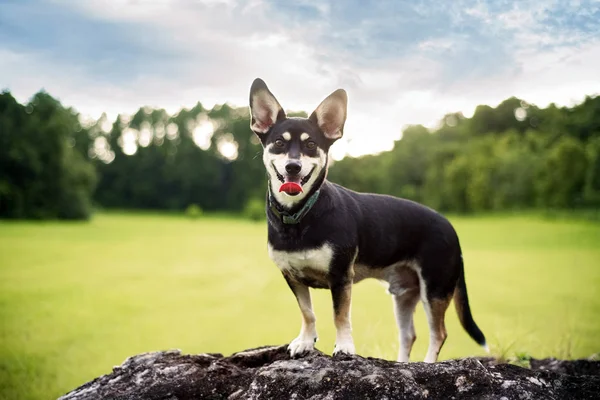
[58,345,600,400]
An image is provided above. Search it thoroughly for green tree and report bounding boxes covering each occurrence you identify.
[535,136,588,208]
[583,137,600,206]
[0,91,96,219]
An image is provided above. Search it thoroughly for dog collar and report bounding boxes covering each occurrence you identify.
[268,187,321,225]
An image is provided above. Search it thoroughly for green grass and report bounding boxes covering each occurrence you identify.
[1,212,600,400]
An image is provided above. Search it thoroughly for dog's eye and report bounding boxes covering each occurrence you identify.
[274,139,285,147]
[306,141,316,149]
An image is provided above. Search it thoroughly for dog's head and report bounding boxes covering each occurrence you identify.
[249,78,347,208]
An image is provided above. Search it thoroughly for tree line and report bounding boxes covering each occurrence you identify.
[330,96,600,212]
[1,89,599,220]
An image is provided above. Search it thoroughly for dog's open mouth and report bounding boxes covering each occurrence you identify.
[272,163,316,196]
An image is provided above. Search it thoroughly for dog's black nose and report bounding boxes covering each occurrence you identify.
[285,161,302,175]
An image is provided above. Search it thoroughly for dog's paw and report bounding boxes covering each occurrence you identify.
[333,339,355,356]
[288,336,317,357]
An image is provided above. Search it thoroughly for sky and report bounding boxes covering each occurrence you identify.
[1,0,599,159]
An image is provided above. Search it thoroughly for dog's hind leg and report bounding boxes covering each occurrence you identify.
[388,264,421,362]
[416,250,461,363]
[392,289,420,362]
[283,273,318,357]
[421,293,452,363]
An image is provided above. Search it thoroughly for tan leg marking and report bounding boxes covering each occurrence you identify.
[332,283,355,355]
[423,295,452,363]
[285,275,318,356]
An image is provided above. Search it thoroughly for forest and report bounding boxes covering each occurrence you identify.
[1,89,599,219]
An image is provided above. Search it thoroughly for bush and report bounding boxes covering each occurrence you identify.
[185,204,203,219]
[244,198,265,221]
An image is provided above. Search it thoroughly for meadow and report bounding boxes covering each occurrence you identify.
[1,212,599,400]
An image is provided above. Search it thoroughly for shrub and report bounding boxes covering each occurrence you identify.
[185,204,203,219]
[244,198,265,221]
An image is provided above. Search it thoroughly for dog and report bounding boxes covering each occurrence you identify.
[248,78,488,363]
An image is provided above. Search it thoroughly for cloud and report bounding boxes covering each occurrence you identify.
[0,0,184,84]
[1,0,599,159]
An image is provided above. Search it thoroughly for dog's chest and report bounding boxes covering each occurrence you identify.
[268,243,333,282]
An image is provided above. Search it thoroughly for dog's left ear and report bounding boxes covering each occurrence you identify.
[249,78,286,135]
[309,89,347,141]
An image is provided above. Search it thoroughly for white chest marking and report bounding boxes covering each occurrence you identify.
[268,243,334,274]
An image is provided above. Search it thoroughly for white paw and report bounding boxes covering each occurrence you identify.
[424,353,437,363]
[333,339,355,355]
[288,336,317,357]
[397,354,410,363]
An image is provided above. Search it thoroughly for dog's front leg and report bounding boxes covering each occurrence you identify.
[329,256,356,356]
[331,281,355,355]
[283,272,318,357]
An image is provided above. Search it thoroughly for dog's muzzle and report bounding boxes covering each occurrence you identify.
[271,161,316,196]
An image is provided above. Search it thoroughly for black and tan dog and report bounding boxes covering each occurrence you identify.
[248,78,488,362]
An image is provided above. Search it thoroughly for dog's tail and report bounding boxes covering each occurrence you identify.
[454,256,488,352]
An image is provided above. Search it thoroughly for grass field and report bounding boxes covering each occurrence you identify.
[1,212,600,400]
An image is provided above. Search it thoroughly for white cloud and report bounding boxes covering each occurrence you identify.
[2,0,600,160]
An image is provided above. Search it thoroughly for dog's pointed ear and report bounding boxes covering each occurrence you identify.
[249,78,286,135]
[309,89,347,141]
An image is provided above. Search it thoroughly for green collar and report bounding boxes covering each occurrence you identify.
[268,186,321,225]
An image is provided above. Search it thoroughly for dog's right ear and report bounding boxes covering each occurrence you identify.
[249,78,286,135]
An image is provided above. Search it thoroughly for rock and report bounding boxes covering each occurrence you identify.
[58,345,600,400]
[530,356,600,377]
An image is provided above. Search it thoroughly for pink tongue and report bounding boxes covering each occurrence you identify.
[279,182,303,195]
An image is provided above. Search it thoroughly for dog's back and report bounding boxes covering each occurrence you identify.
[326,181,460,267]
